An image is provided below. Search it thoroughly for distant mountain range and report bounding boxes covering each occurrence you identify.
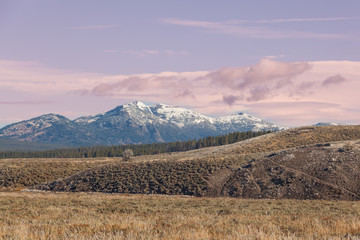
[0,101,285,147]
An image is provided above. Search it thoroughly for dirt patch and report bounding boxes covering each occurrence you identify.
[205,169,233,196]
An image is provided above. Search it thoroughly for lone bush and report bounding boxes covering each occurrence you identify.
[122,149,134,161]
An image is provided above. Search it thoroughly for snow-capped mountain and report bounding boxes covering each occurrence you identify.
[0,101,285,146]
[214,113,281,132]
[151,103,214,128]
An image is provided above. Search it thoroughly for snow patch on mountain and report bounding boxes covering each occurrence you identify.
[0,114,74,142]
[151,103,214,128]
[215,113,261,123]
[74,115,103,124]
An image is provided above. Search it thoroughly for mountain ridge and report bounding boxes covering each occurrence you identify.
[0,101,285,147]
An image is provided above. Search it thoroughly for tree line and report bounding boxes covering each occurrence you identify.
[0,130,272,159]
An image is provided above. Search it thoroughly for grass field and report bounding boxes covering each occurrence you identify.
[0,192,359,239]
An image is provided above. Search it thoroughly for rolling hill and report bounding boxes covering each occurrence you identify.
[27,125,360,200]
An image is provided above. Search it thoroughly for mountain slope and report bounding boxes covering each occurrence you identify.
[0,101,284,147]
[0,114,102,146]
[0,137,62,152]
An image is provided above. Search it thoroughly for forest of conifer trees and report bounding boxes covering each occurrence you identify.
[0,131,271,159]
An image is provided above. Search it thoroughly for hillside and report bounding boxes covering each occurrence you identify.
[0,158,116,191]
[222,141,360,200]
[31,125,360,200]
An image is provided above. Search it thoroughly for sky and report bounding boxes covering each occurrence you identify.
[1,0,360,128]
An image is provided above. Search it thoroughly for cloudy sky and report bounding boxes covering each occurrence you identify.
[1,0,360,127]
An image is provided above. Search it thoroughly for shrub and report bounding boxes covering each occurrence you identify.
[122,149,134,161]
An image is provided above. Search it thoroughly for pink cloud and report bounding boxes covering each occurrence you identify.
[222,95,239,106]
[73,60,359,123]
[208,59,311,88]
[0,59,103,94]
[241,59,311,87]
[245,101,360,127]
[86,75,199,104]
[207,59,312,104]
[176,89,195,99]
[0,101,51,105]
[246,87,271,102]
[322,74,347,86]
[1,58,360,127]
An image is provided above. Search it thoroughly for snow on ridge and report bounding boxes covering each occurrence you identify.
[214,112,262,123]
[123,101,153,115]
[1,115,59,136]
[116,101,155,125]
[83,102,277,129]
[124,101,148,110]
[151,103,214,127]
[74,115,103,124]
[102,102,280,129]
[1,113,76,137]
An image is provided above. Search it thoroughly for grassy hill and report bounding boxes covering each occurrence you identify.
[26,125,360,200]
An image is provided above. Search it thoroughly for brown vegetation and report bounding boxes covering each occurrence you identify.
[0,158,117,191]
[34,157,240,195]
[32,126,360,200]
[229,125,360,155]
[1,192,359,240]
[222,141,360,200]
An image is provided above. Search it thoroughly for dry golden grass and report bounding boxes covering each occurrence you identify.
[0,192,359,239]
[230,125,360,155]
